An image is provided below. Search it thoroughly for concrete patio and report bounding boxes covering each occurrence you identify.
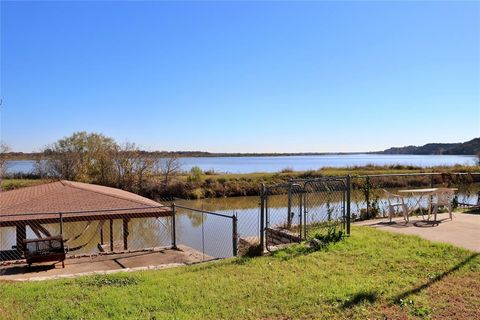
[356,212,480,252]
[0,245,209,281]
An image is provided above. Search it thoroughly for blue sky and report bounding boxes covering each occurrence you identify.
[1,1,479,153]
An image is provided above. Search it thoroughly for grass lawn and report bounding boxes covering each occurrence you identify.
[0,179,50,191]
[0,227,479,319]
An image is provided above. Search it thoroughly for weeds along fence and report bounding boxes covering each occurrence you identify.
[260,177,349,252]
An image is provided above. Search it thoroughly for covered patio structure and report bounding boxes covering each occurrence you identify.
[0,180,172,262]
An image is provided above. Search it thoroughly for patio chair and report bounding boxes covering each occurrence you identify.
[431,188,455,221]
[383,189,409,222]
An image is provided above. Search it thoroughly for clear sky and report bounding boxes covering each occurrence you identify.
[1,1,479,153]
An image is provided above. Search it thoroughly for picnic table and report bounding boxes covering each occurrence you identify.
[398,188,458,221]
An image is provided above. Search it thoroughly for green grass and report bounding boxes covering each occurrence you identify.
[1,227,479,319]
[0,179,49,191]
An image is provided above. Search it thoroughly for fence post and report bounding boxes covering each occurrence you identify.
[171,203,177,249]
[299,190,303,240]
[232,213,238,256]
[346,175,351,236]
[287,183,292,228]
[59,212,64,236]
[259,184,266,254]
[303,191,307,239]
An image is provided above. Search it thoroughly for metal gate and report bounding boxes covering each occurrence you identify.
[302,178,348,239]
[262,183,303,251]
[260,177,350,252]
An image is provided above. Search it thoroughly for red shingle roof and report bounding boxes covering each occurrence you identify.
[0,181,169,220]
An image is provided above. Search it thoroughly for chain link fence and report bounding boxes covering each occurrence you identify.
[1,172,479,271]
[260,177,349,251]
[302,178,347,239]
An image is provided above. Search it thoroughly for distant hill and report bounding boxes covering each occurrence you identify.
[380,138,480,155]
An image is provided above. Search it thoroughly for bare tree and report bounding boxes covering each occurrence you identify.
[113,142,156,193]
[33,158,50,179]
[157,155,182,186]
[0,143,10,191]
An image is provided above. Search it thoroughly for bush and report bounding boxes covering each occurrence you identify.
[187,166,204,183]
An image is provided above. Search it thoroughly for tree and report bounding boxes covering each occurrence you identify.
[187,166,204,184]
[112,142,155,193]
[0,143,10,191]
[157,155,182,186]
[43,131,118,183]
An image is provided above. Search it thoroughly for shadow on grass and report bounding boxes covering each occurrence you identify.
[341,291,378,309]
[340,252,479,309]
[390,252,479,304]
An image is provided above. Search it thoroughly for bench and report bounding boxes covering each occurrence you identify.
[23,236,66,268]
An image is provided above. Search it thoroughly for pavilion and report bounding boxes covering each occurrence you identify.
[0,180,171,261]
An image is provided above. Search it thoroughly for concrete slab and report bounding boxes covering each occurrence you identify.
[0,245,208,281]
[356,212,480,252]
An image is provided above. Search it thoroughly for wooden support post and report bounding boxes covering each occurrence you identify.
[171,204,177,249]
[109,219,114,252]
[16,223,27,254]
[100,221,104,245]
[123,218,129,250]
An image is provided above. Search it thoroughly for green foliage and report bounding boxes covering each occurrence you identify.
[359,177,380,220]
[41,131,118,182]
[36,132,158,193]
[187,166,204,183]
[308,220,345,250]
[0,179,49,191]
[78,274,141,287]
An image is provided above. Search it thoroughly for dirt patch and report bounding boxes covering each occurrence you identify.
[427,275,480,320]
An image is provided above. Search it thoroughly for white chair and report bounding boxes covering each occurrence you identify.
[383,189,409,222]
[431,188,455,221]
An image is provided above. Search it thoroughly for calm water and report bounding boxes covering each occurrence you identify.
[5,154,477,174]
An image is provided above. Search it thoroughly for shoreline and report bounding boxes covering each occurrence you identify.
[3,152,478,161]
[3,164,480,200]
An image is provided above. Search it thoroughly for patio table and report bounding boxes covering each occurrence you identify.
[398,188,457,220]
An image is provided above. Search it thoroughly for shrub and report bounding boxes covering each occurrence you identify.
[187,166,204,184]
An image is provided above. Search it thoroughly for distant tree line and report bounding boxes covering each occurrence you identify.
[381,138,480,155]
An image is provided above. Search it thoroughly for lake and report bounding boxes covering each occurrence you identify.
[5,154,477,174]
